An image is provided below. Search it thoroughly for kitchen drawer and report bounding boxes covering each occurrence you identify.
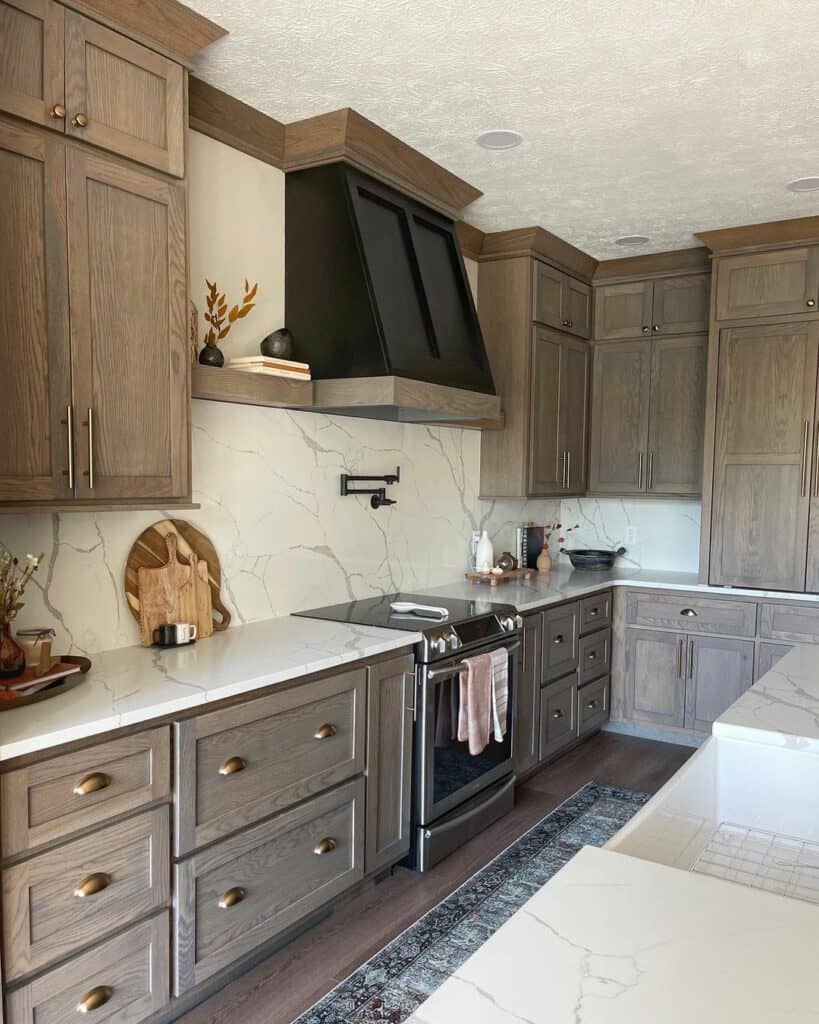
[578,629,611,685]
[1,727,170,858]
[174,777,364,994]
[175,668,366,855]
[755,642,794,681]
[577,676,610,736]
[579,591,612,635]
[759,602,819,643]
[3,807,169,980]
[542,602,579,682]
[625,590,756,637]
[539,675,577,762]
[6,913,169,1024]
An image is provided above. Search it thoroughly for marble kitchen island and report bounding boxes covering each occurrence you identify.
[409,644,819,1023]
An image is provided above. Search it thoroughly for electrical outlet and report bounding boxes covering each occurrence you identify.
[624,525,637,545]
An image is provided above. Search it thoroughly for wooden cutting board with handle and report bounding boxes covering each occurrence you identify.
[126,520,230,643]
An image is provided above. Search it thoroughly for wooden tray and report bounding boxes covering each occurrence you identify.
[125,519,230,634]
[465,568,535,587]
[0,656,91,710]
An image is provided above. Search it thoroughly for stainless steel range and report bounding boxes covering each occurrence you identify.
[295,593,523,871]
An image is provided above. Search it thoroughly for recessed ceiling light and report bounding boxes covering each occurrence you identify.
[476,130,523,150]
[787,177,819,192]
[615,235,650,246]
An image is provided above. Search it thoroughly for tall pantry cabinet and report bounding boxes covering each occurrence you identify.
[0,0,190,508]
[698,223,819,592]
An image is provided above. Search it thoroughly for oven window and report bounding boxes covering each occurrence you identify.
[431,676,512,805]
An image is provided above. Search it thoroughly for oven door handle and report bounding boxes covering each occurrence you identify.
[425,640,521,681]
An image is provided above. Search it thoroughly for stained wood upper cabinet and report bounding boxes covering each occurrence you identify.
[595,274,709,341]
[528,327,588,496]
[64,11,184,176]
[0,0,64,128]
[533,260,591,339]
[714,247,819,321]
[589,334,705,496]
[67,149,189,500]
[0,118,71,502]
[709,321,819,590]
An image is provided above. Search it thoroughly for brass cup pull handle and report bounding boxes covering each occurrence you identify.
[50,103,66,119]
[586,699,599,711]
[218,755,247,776]
[218,886,246,909]
[74,872,111,899]
[680,608,698,618]
[553,634,564,646]
[313,837,337,856]
[72,112,89,127]
[76,986,113,1014]
[314,723,337,740]
[552,708,565,719]
[73,771,111,797]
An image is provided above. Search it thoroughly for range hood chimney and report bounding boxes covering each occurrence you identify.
[285,164,500,424]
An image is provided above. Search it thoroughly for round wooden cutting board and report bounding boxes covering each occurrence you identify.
[125,519,231,631]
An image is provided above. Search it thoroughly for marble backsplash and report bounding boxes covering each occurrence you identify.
[0,401,561,656]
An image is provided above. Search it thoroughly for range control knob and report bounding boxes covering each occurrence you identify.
[500,616,517,632]
[430,636,447,656]
[448,633,461,650]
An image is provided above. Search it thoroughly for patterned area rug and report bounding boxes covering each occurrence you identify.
[294,781,648,1024]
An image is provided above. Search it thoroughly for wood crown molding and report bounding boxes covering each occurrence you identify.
[189,78,285,169]
[70,0,226,60]
[593,246,711,283]
[283,109,482,218]
[696,216,819,255]
[456,222,485,261]
[479,226,597,283]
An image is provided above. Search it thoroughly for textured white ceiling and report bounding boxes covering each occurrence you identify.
[188,0,819,259]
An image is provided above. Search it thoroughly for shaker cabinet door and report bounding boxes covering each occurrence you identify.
[0,0,64,130]
[66,148,189,501]
[684,636,754,733]
[709,322,818,590]
[532,260,564,330]
[624,629,685,728]
[588,340,651,492]
[64,10,185,176]
[714,247,819,321]
[651,273,709,335]
[646,334,706,495]
[560,336,589,492]
[563,277,591,339]
[0,117,72,502]
[593,280,654,341]
[528,328,564,495]
[514,612,542,775]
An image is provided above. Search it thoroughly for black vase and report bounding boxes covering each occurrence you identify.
[260,328,293,360]
[199,344,224,367]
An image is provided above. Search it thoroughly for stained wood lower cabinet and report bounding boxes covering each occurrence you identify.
[365,653,415,874]
[174,778,364,994]
[685,636,753,733]
[7,913,169,1024]
[755,642,793,681]
[514,612,543,775]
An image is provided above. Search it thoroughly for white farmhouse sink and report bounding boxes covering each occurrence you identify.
[607,736,819,887]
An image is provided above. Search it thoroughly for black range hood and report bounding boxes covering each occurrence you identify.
[285,164,499,423]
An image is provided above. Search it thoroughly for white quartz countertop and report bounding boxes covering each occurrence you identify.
[714,644,819,752]
[408,845,819,1024]
[0,616,419,763]
[426,564,819,612]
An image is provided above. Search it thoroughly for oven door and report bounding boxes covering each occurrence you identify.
[416,638,518,826]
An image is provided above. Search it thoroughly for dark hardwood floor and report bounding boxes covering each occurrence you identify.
[178,731,692,1024]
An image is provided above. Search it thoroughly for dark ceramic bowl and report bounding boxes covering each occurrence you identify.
[560,547,626,570]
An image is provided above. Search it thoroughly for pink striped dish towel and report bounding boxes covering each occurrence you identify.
[457,648,509,755]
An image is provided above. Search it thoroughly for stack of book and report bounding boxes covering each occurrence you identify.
[227,356,311,380]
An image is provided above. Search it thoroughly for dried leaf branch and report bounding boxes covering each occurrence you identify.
[202,278,258,348]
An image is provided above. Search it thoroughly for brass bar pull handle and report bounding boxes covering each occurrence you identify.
[84,409,94,489]
[73,771,111,797]
[313,837,337,856]
[677,637,684,678]
[552,708,565,719]
[814,421,819,497]
[680,608,698,618]
[404,674,417,722]
[687,639,695,680]
[638,451,644,489]
[74,872,111,899]
[553,634,564,646]
[802,420,810,497]
[218,886,246,909]
[314,723,337,740]
[218,755,246,776]
[76,986,112,1014]
[64,404,74,490]
[648,450,655,490]
[566,450,571,489]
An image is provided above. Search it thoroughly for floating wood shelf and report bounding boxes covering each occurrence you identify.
[192,365,314,409]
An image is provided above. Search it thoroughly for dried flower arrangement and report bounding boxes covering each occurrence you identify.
[199,279,258,366]
[0,546,43,626]
[544,522,579,548]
